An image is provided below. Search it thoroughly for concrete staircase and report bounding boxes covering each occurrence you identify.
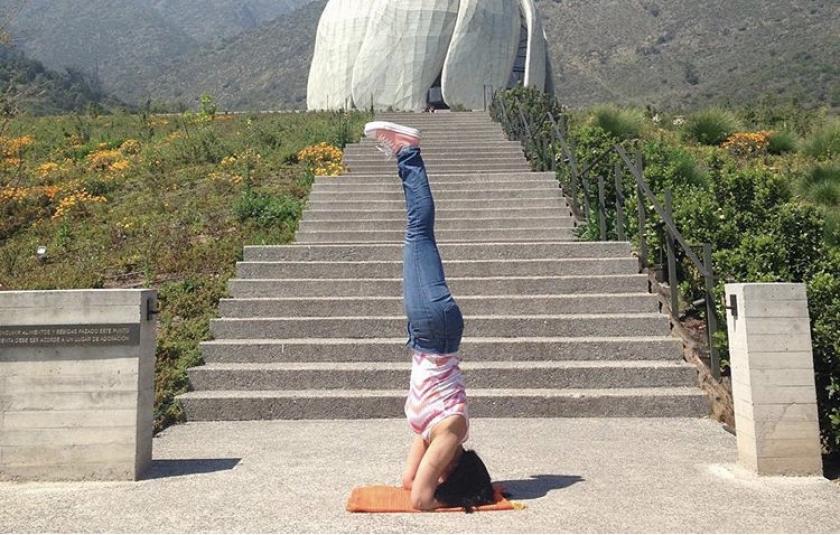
[179,112,708,421]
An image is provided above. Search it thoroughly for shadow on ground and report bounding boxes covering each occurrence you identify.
[143,458,241,480]
[495,474,584,499]
[824,455,840,483]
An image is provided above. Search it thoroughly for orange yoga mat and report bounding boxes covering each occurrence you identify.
[346,483,522,513]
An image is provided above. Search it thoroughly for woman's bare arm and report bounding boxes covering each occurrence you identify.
[409,416,467,510]
[402,435,427,490]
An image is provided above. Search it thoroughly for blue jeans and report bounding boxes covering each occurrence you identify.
[397,147,464,355]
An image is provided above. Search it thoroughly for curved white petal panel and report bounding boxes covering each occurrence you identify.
[351,0,460,112]
[306,0,374,110]
[543,29,556,96]
[306,0,552,111]
[441,0,520,111]
[518,0,547,90]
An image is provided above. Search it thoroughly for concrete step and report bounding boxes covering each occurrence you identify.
[298,216,575,232]
[374,115,498,122]
[344,164,530,174]
[308,197,569,213]
[301,207,570,220]
[228,274,649,298]
[218,294,659,318]
[294,228,576,243]
[308,188,563,201]
[304,198,569,210]
[342,162,530,173]
[344,155,523,164]
[243,241,633,262]
[187,360,698,391]
[311,181,555,193]
[358,140,521,150]
[404,128,507,135]
[314,171,553,183]
[209,313,670,339]
[177,386,709,419]
[236,258,636,279]
[199,336,682,363]
[375,112,491,120]
[347,155,523,164]
[343,147,524,157]
[359,135,508,144]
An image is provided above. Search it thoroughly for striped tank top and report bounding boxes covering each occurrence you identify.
[404,350,469,443]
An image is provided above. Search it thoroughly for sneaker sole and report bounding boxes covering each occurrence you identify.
[364,121,422,140]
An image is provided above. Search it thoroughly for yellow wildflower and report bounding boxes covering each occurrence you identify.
[1,135,34,157]
[120,139,142,155]
[37,162,60,178]
[297,142,345,176]
[52,190,107,219]
[108,159,131,173]
[721,131,772,156]
[87,149,123,172]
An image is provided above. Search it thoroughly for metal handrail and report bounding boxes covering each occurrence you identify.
[489,101,722,378]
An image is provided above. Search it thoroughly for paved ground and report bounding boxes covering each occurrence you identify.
[1,418,838,533]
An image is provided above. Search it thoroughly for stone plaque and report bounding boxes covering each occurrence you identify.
[0,324,141,347]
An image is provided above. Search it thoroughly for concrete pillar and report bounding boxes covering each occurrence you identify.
[0,290,157,481]
[724,283,823,476]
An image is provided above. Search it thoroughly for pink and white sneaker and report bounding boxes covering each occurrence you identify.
[364,121,421,159]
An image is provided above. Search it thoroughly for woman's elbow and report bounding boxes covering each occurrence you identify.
[410,489,438,511]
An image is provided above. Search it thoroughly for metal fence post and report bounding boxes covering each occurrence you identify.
[597,175,607,241]
[633,150,648,270]
[548,114,581,219]
[635,180,648,270]
[704,243,721,379]
[664,189,679,320]
[517,105,533,157]
[613,161,626,241]
[580,172,593,221]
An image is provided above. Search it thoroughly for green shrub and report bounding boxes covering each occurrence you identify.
[736,95,827,137]
[807,252,840,453]
[489,86,563,171]
[800,163,840,207]
[803,119,840,160]
[825,211,840,247]
[234,189,302,229]
[809,182,840,207]
[589,105,646,140]
[683,108,742,145]
[494,91,840,455]
[767,130,798,154]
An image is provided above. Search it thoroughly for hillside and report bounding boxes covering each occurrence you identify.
[146,1,326,111]
[3,0,838,111]
[0,0,313,104]
[144,0,838,111]
[0,44,120,115]
[537,0,840,110]
[149,0,313,44]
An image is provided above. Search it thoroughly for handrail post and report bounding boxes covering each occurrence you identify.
[548,113,581,219]
[704,243,721,379]
[613,161,626,241]
[634,179,648,270]
[517,105,533,159]
[664,189,679,320]
[580,171,593,221]
[498,97,509,134]
[597,175,607,241]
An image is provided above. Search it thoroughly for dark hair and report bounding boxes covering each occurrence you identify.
[434,448,495,513]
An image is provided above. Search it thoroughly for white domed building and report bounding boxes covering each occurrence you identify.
[306,0,554,112]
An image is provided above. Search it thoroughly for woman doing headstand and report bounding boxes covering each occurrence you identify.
[364,121,495,512]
